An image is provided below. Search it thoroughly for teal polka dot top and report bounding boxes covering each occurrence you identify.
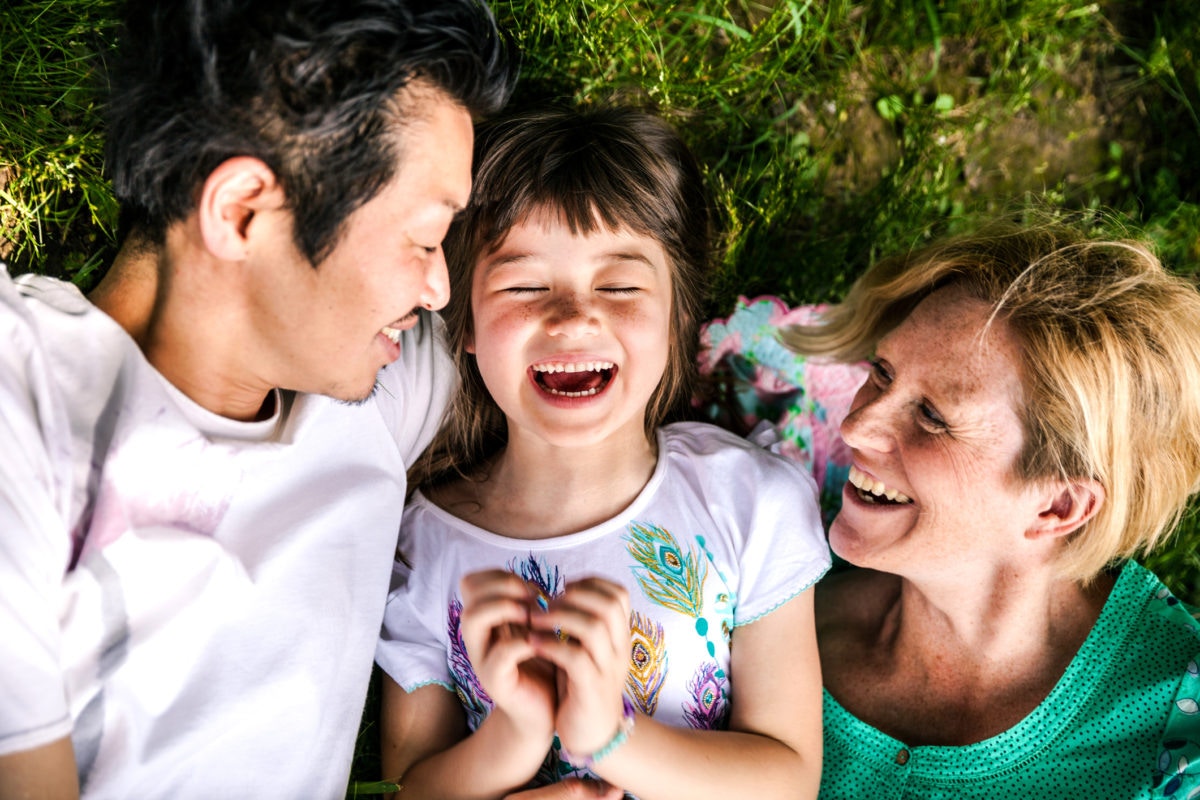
[820,562,1200,799]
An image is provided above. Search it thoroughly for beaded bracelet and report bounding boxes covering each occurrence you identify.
[561,696,636,770]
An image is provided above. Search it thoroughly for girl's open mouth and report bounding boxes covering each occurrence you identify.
[531,361,616,398]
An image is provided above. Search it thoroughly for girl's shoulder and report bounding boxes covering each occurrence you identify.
[659,420,819,490]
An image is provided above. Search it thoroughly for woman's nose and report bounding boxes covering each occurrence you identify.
[839,380,896,453]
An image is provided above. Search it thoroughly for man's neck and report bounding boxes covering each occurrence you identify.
[89,234,160,346]
[90,227,275,422]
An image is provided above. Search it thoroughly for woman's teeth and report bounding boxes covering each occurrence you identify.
[848,465,912,505]
[381,326,402,345]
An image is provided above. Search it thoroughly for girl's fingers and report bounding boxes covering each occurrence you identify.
[459,570,538,658]
[529,578,629,665]
[460,569,536,607]
[459,595,532,660]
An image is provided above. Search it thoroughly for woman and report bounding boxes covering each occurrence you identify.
[783,221,1200,798]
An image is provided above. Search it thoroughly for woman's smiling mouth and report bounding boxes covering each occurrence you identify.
[848,465,913,505]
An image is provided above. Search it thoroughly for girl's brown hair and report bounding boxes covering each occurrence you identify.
[411,106,711,491]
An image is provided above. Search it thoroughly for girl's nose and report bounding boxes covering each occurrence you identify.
[545,293,600,338]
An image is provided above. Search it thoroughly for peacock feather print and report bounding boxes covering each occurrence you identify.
[509,553,565,611]
[624,521,707,619]
[447,598,492,727]
[682,661,730,731]
[625,519,729,684]
[626,611,668,716]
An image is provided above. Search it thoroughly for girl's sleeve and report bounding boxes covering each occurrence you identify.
[730,445,831,627]
[375,514,456,693]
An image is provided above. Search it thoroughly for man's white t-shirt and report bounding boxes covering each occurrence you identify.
[0,269,453,798]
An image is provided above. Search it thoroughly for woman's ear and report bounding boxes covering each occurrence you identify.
[197,157,286,261]
[1027,479,1106,540]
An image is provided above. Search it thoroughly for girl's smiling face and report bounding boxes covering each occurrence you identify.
[467,209,673,452]
[830,285,1052,579]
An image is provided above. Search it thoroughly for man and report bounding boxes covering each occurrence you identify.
[0,1,511,796]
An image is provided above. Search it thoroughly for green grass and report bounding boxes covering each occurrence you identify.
[0,0,118,286]
[2,3,1199,789]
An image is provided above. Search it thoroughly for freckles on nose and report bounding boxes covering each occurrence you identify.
[841,395,893,450]
[552,295,585,317]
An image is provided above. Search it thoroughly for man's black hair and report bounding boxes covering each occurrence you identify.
[105,0,514,264]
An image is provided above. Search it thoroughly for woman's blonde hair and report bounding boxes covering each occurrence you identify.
[783,218,1200,581]
[410,106,711,491]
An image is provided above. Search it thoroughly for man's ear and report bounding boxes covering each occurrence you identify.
[1027,479,1106,540]
[197,157,285,261]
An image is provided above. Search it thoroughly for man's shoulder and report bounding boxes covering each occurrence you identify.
[2,270,120,354]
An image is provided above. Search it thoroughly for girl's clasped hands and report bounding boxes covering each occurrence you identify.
[461,571,632,781]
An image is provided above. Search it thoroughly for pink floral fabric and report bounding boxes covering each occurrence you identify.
[697,295,866,522]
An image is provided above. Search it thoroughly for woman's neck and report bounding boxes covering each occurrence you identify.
[890,566,1106,668]
[435,424,659,539]
[820,564,1114,745]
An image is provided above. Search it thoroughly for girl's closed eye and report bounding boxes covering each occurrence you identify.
[597,285,642,296]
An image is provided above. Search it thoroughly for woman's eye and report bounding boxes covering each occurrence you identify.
[503,286,546,294]
[919,402,947,430]
[598,286,641,296]
[869,358,892,386]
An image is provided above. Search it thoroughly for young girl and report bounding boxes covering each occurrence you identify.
[375,107,830,800]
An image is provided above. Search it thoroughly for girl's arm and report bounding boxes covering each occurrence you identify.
[378,570,559,800]
[534,582,823,800]
[504,781,624,800]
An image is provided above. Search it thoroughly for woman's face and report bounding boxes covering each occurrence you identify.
[830,285,1051,578]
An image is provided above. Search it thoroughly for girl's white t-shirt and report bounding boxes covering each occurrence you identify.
[377,421,830,783]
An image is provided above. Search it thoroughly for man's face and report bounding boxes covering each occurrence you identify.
[247,88,473,402]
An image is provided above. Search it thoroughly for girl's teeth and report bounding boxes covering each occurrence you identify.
[533,361,614,373]
[544,387,601,398]
[381,326,402,345]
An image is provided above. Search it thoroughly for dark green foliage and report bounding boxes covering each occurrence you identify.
[0,0,119,286]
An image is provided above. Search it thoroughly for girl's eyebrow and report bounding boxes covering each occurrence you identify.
[481,249,659,274]
[603,250,659,268]
[478,252,532,274]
